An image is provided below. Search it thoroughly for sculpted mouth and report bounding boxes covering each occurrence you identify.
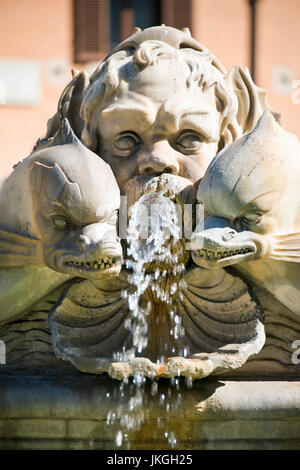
[64,256,121,272]
[197,247,254,261]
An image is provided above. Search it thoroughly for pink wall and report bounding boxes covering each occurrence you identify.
[0,0,73,180]
[256,0,300,136]
[192,0,250,70]
[192,0,300,138]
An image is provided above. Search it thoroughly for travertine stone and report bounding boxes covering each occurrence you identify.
[44,25,276,378]
[0,25,298,381]
[0,117,122,325]
[0,376,300,450]
[192,111,300,376]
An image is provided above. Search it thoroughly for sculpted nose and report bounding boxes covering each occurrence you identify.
[138,142,180,176]
[222,229,237,241]
[76,234,91,249]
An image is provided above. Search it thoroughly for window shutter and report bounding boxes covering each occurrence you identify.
[73,0,110,63]
[161,0,192,31]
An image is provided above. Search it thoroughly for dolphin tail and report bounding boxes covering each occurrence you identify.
[270,232,300,263]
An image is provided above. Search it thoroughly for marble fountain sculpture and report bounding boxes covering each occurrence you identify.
[1,26,300,450]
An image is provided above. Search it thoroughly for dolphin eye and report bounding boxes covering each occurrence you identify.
[241,213,262,224]
[51,216,69,230]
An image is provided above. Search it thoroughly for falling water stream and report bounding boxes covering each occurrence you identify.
[107,189,192,449]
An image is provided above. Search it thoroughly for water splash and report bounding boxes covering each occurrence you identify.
[108,188,193,449]
[109,375,188,449]
[125,190,185,358]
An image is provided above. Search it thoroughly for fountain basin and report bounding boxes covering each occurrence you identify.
[1,374,300,450]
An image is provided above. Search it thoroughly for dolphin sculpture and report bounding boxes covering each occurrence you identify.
[191,110,300,316]
[0,118,122,325]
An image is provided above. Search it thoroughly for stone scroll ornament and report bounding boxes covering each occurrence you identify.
[1,26,285,379]
[0,117,122,326]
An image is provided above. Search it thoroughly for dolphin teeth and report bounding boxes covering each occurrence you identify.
[66,259,119,270]
[196,247,253,261]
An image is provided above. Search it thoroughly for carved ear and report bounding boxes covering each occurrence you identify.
[251,110,281,137]
[226,65,281,135]
[44,70,90,142]
[51,118,80,146]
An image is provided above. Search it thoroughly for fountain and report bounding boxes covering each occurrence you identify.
[109,187,187,448]
[1,26,300,450]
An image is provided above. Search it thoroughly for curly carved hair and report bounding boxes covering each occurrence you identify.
[80,40,240,152]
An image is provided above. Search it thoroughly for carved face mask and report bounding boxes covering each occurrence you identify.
[190,111,300,268]
[93,45,221,204]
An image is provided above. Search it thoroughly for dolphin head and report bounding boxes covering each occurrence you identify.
[29,119,123,279]
[191,111,300,268]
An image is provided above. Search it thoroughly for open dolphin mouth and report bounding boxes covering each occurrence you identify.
[192,244,256,268]
[57,241,123,277]
[64,255,121,272]
[197,246,255,261]
[190,218,260,268]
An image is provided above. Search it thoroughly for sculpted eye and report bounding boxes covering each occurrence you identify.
[176,132,204,153]
[114,133,140,153]
[241,213,262,224]
[51,216,69,230]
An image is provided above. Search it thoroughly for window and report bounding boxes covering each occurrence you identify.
[161,0,192,31]
[73,0,110,63]
[73,0,192,64]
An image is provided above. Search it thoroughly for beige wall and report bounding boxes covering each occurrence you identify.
[0,0,299,181]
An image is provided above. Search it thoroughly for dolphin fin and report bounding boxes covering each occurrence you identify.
[0,228,42,267]
[270,232,300,263]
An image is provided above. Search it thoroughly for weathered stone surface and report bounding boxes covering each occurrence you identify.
[0,376,300,449]
[0,117,122,325]
[0,25,299,389]
[192,111,300,377]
